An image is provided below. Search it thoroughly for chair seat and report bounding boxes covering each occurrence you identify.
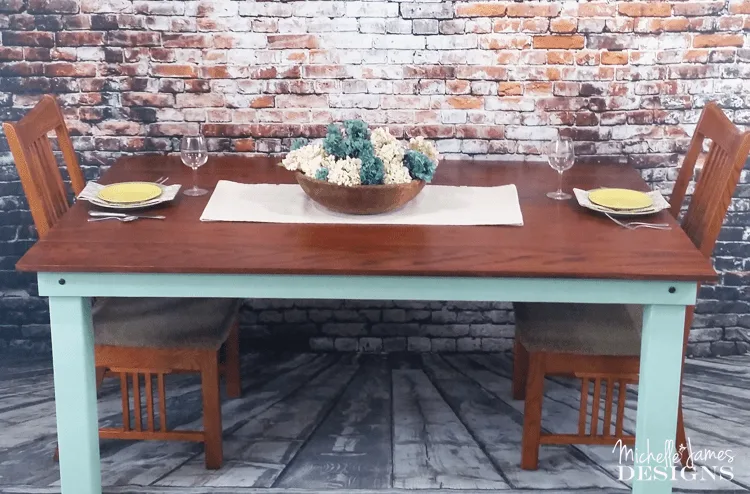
[93,298,241,349]
[514,303,642,356]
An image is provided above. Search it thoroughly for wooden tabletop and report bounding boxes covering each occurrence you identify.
[17,156,716,281]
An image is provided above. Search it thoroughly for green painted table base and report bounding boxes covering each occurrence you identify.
[40,272,695,494]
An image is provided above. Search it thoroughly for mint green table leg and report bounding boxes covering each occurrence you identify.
[49,297,102,494]
[632,304,686,494]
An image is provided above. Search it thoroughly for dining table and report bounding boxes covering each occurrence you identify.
[16,155,716,494]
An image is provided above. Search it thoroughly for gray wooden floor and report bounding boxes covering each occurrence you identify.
[0,352,748,493]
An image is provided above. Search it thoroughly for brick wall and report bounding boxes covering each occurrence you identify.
[1,0,750,356]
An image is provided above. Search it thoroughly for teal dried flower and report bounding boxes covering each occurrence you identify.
[343,119,370,142]
[314,167,329,181]
[290,137,308,151]
[360,155,385,185]
[404,150,437,182]
[323,124,347,159]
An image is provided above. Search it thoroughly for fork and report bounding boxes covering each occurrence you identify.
[155,176,169,184]
[605,213,672,230]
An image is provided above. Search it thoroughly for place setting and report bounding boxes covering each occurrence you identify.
[545,136,671,230]
[77,135,210,223]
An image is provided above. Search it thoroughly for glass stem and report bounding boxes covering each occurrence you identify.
[557,169,563,195]
[192,166,198,191]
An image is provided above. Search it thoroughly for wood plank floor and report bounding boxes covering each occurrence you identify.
[0,352,748,493]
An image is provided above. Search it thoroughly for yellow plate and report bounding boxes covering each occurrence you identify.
[96,182,163,204]
[588,188,653,211]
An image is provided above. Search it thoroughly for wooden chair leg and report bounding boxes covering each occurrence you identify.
[201,351,223,470]
[225,322,242,399]
[676,401,690,468]
[54,366,107,461]
[521,353,545,470]
[512,338,529,400]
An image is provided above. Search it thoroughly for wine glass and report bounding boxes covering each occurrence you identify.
[180,135,208,197]
[546,137,575,200]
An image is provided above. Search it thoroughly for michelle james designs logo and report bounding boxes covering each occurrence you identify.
[614,439,734,482]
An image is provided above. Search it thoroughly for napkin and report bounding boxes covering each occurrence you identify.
[78,181,181,208]
[573,188,670,214]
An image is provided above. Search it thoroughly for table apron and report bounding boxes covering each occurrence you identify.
[38,272,697,306]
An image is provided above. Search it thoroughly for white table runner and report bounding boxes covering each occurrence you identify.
[200,181,524,226]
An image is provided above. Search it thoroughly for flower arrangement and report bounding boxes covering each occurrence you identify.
[281,120,440,187]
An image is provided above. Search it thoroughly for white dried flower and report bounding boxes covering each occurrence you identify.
[408,136,440,164]
[376,142,412,185]
[281,144,334,177]
[384,165,412,185]
[328,157,362,187]
[371,126,398,152]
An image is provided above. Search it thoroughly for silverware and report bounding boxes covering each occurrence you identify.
[156,176,169,184]
[605,213,671,230]
[88,211,166,220]
[88,216,140,223]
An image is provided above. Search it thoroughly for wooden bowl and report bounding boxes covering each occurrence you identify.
[296,172,426,215]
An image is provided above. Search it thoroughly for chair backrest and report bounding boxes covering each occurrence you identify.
[669,102,750,258]
[2,95,85,239]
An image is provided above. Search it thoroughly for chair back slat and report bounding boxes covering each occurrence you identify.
[669,102,750,258]
[2,95,85,238]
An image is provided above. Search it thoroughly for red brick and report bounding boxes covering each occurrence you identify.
[717,16,744,30]
[546,50,574,64]
[550,18,577,33]
[121,92,174,107]
[0,62,43,76]
[0,47,24,61]
[532,35,585,49]
[693,34,744,47]
[185,80,210,93]
[233,139,256,152]
[507,3,560,17]
[250,96,275,108]
[454,125,503,139]
[440,96,483,109]
[601,51,629,65]
[0,0,24,12]
[455,2,507,17]
[199,66,244,79]
[404,65,456,79]
[149,49,175,62]
[661,18,691,31]
[729,1,750,14]
[162,34,211,48]
[152,64,197,78]
[44,62,96,76]
[446,80,470,94]
[267,34,319,49]
[28,0,78,13]
[108,31,160,47]
[405,125,456,138]
[498,82,523,96]
[2,31,55,47]
[525,82,554,95]
[618,2,672,17]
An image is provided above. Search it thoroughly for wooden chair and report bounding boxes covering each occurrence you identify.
[512,102,750,470]
[3,95,242,469]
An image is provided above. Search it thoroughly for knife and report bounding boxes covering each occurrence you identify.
[88,211,166,220]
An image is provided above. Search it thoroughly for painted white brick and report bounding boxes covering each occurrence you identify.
[505,126,558,140]
[373,34,426,50]
[426,34,478,50]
